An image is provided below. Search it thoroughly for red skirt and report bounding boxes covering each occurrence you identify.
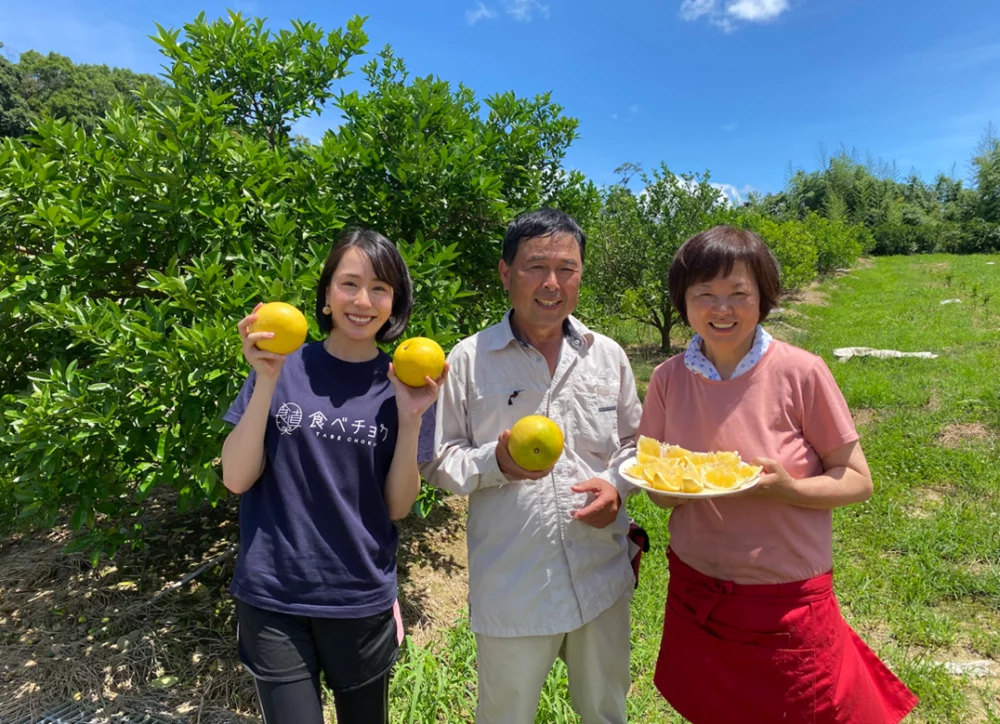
[655,549,918,723]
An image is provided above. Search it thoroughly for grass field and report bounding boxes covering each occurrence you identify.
[2,255,997,723]
[389,254,1000,723]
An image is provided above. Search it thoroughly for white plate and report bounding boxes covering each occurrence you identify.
[617,457,760,499]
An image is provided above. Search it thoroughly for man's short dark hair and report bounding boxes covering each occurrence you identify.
[502,208,586,265]
[668,225,782,325]
[315,227,414,342]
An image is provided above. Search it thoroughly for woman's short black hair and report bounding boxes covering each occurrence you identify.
[315,227,413,343]
[668,225,782,325]
[502,208,586,265]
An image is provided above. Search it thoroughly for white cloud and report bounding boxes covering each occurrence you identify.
[466,2,498,25]
[467,1,549,26]
[634,177,754,210]
[506,0,550,22]
[711,182,757,206]
[680,0,790,31]
[726,0,789,21]
[680,0,717,21]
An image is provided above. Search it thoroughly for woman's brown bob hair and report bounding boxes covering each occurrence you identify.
[668,225,781,326]
[314,227,414,343]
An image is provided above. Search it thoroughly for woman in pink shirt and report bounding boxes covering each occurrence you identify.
[639,226,917,723]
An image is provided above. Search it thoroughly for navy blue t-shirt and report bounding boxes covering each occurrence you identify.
[224,342,436,618]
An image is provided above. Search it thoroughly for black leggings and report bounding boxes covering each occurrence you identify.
[254,669,390,724]
[236,599,398,724]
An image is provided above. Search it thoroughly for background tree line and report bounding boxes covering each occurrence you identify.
[0,44,164,136]
[752,136,1000,255]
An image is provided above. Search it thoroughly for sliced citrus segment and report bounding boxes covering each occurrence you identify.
[628,442,760,495]
[637,436,665,459]
[662,446,689,461]
[640,464,659,484]
[645,466,679,491]
[680,474,705,493]
[711,451,740,465]
[703,466,742,490]
[687,452,715,466]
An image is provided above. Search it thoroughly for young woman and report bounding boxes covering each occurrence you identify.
[220,228,445,724]
[640,226,917,723]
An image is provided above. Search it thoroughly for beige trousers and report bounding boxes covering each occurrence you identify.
[474,593,631,724]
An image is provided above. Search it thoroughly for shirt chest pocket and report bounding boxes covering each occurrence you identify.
[571,373,620,457]
[468,381,543,442]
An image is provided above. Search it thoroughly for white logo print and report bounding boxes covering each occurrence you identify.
[275,403,303,435]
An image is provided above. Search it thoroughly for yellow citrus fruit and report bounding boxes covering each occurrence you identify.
[687,452,715,466]
[663,446,691,461]
[681,474,705,493]
[508,415,565,471]
[639,464,660,484]
[629,440,761,495]
[392,337,446,387]
[653,467,684,492]
[650,470,670,490]
[250,302,308,355]
[703,467,742,490]
[712,451,741,465]
[637,435,664,458]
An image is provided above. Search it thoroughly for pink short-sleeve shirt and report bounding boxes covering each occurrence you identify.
[639,340,859,584]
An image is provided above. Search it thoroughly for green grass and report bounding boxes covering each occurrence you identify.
[386,254,1000,724]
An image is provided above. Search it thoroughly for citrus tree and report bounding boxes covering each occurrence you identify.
[585,165,871,351]
[320,45,593,330]
[586,164,731,351]
[0,12,588,557]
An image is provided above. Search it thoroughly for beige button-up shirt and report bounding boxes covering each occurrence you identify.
[421,312,642,637]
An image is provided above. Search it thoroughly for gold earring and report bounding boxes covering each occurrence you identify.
[323,305,331,315]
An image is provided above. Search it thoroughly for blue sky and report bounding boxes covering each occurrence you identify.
[3,0,1000,200]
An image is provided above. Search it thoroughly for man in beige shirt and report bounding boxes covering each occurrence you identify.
[421,208,642,723]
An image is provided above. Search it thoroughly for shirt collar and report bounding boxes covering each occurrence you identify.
[684,325,772,381]
[484,310,591,352]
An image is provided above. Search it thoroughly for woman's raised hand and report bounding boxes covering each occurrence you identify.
[238,303,286,380]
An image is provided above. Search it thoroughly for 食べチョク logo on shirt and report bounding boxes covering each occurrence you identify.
[275,402,303,434]
[270,404,390,447]
[309,411,389,447]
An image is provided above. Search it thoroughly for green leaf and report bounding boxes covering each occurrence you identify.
[156,430,168,461]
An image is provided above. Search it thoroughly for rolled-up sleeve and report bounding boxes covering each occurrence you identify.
[419,343,509,495]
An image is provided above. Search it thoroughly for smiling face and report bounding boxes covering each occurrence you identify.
[325,247,394,345]
[684,260,761,362]
[499,232,583,335]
